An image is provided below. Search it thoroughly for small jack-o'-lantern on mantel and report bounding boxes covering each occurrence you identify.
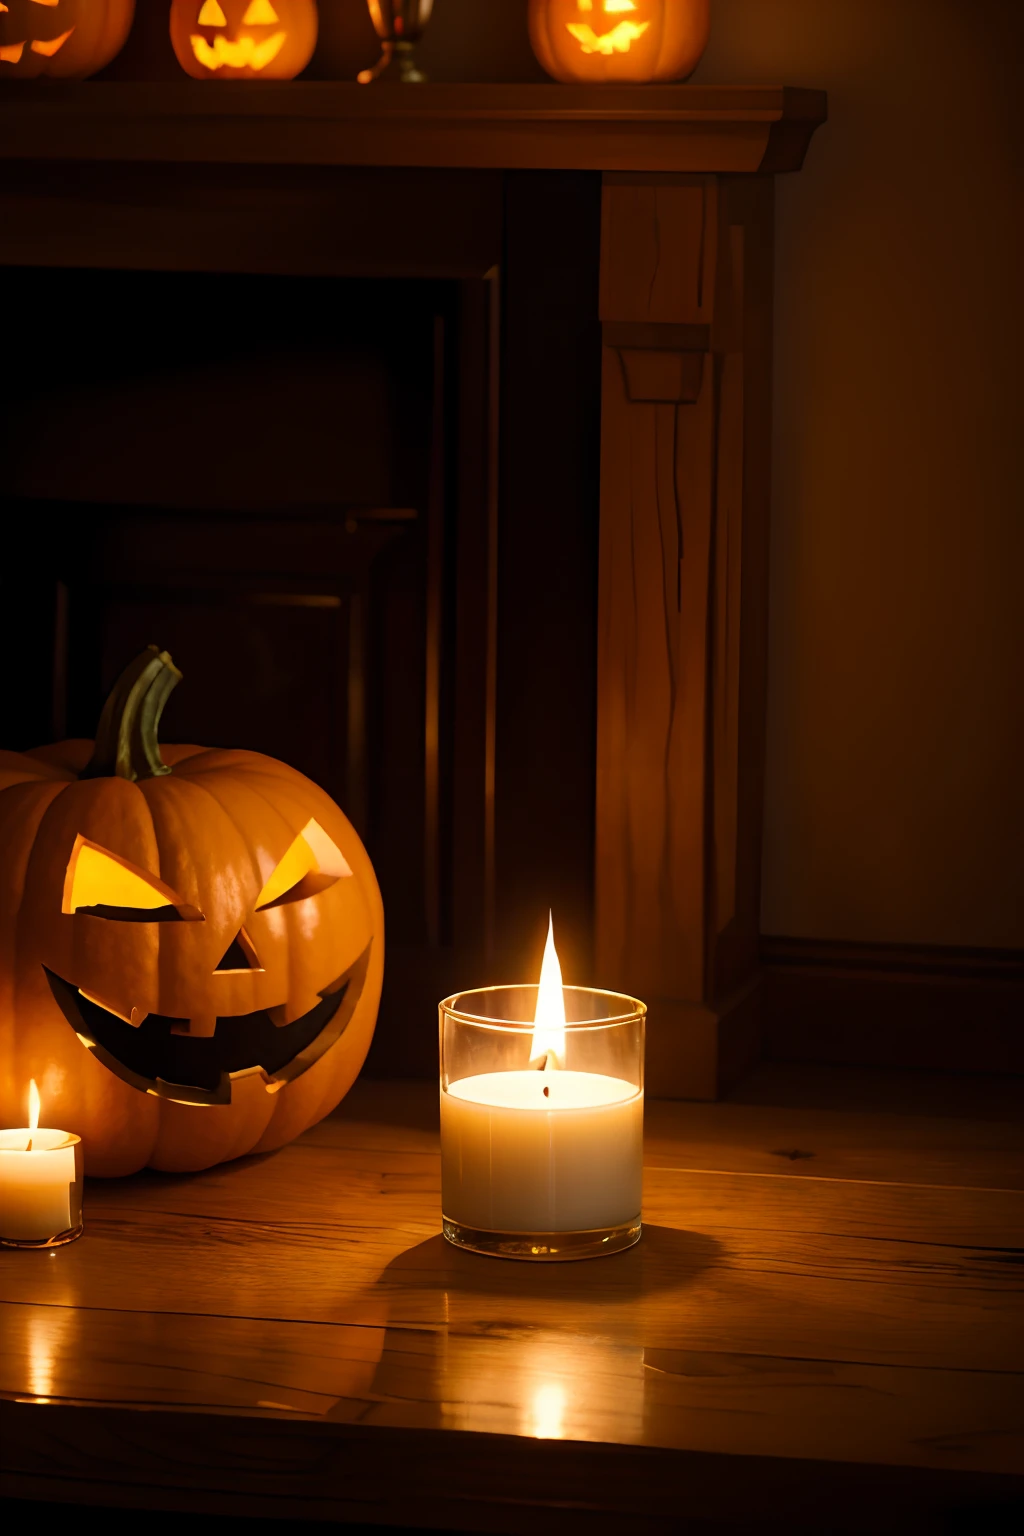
[170,0,318,80]
[0,647,384,1176]
[528,0,709,84]
[0,0,134,78]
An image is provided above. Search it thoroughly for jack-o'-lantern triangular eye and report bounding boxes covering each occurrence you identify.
[254,819,352,912]
[243,0,280,23]
[198,0,227,25]
[63,835,203,922]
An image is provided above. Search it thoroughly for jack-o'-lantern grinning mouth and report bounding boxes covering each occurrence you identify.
[566,20,648,55]
[190,31,286,70]
[43,941,371,1108]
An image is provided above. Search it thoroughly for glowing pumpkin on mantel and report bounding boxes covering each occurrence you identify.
[528,0,709,84]
[0,647,383,1176]
[0,0,135,78]
[170,0,318,80]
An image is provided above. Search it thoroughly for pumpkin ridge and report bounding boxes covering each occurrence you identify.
[188,770,319,1014]
[173,749,310,778]
[0,749,76,787]
[217,770,363,899]
[3,779,69,977]
[149,768,274,909]
[135,774,231,1009]
[156,767,318,1036]
[38,776,166,1046]
[3,781,85,1139]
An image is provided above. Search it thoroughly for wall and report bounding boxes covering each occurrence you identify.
[694,0,1024,950]
[412,0,1024,952]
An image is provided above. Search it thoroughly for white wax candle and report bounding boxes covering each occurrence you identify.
[0,1128,81,1245]
[441,1070,643,1234]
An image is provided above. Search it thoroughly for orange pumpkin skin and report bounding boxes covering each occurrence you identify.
[528,0,709,84]
[170,0,318,81]
[0,0,134,78]
[0,659,383,1177]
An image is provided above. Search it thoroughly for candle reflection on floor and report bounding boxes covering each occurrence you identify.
[26,1306,68,1400]
[368,1325,646,1443]
[527,1380,567,1440]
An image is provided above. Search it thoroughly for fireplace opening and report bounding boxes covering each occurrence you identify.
[1,212,603,1076]
[1,265,456,1065]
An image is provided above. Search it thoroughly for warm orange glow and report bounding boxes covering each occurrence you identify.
[567,19,648,54]
[173,0,317,82]
[30,28,73,56]
[63,836,190,916]
[255,818,352,911]
[28,1079,40,1133]
[0,42,23,62]
[28,1310,60,1400]
[530,913,566,1069]
[527,1380,566,1439]
[567,0,646,55]
[190,31,285,69]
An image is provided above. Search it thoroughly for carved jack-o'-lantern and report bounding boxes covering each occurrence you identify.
[0,0,134,78]
[528,0,709,84]
[0,647,384,1176]
[170,0,318,79]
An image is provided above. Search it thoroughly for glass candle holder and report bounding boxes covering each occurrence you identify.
[440,985,645,1261]
[0,1130,84,1249]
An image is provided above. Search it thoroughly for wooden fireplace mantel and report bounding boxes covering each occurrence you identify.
[0,83,827,1100]
[0,82,825,173]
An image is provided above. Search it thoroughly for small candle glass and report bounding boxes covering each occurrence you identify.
[440,984,645,1261]
[0,1129,84,1249]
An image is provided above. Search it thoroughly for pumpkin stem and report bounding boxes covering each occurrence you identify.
[81,646,182,782]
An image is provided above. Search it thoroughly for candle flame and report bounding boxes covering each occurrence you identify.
[28,1079,40,1132]
[530,913,566,1070]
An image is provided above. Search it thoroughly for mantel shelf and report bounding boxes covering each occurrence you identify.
[0,81,826,173]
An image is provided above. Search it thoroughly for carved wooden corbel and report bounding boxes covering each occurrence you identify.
[603,322,710,404]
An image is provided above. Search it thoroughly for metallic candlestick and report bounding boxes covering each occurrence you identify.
[358,1,434,84]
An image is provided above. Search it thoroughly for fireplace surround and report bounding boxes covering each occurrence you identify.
[0,83,826,1096]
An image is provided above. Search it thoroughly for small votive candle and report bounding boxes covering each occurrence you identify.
[0,1081,84,1249]
[440,921,645,1261]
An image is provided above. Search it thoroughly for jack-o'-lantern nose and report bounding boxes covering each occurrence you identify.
[214,928,262,973]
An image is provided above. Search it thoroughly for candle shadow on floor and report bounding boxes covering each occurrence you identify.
[375,1223,722,1306]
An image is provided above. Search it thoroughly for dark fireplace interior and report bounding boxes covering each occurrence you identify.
[1,213,603,1075]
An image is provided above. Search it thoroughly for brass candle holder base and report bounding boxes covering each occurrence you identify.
[357,2,433,84]
[443,1216,641,1262]
[1,1220,83,1249]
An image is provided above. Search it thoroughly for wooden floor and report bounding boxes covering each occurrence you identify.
[2,1069,1022,1533]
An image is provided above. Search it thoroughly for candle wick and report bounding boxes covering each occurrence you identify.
[25,1137,33,1152]
[543,1085,550,1098]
